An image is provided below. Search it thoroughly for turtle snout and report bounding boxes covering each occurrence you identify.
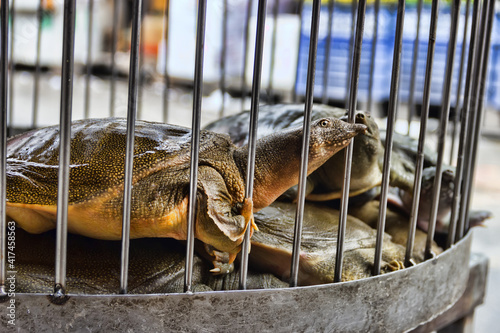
[351,123,368,135]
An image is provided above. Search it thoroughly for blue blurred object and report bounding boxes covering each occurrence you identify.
[296,1,500,110]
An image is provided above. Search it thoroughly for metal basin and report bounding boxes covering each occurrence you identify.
[1,232,472,332]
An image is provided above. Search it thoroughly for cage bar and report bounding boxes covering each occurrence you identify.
[110,0,120,116]
[138,4,145,120]
[219,0,228,117]
[345,0,358,108]
[405,0,440,265]
[239,0,268,290]
[292,0,304,103]
[425,0,461,258]
[119,0,143,294]
[448,0,481,248]
[240,0,253,111]
[373,0,405,275]
[7,0,15,133]
[185,0,207,293]
[367,0,380,112]
[162,0,171,123]
[32,0,44,127]
[267,0,279,103]
[84,0,95,119]
[321,0,335,105]
[0,0,10,296]
[289,0,321,287]
[54,0,77,298]
[407,0,424,133]
[334,0,367,283]
[462,0,495,235]
[450,0,472,164]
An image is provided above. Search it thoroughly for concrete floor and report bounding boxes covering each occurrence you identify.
[469,137,500,333]
[7,71,500,331]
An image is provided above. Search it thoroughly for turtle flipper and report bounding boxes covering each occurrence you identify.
[6,204,57,234]
[196,167,255,273]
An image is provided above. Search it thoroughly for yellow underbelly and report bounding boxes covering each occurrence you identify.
[5,197,189,241]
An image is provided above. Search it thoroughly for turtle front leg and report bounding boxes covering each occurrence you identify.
[204,244,237,274]
[196,167,256,274]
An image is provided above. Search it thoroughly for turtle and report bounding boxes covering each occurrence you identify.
[348,200,443,262]
[205,104,383,201]
[5,117,366,274]
[249,201,407,285]
[381,132,492,235]
[13,227,288,294]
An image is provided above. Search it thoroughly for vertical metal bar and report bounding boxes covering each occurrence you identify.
[32,0,44,128]
[267,0,279,103]
[321,0,335,105]
[407,0,424,134]
[292,0,304,103]
[334,0,367,283]
[461,0,494,237]
[219,0,228,117]
[84,0,94,119]
[447,0,480,248]
[405,0,440,265]
[450,0,472,164]
[119,0,143,294]
[162,0,170,123]
[289,0,321,288]
[7,0,15,133]
[110,0,119,116]
[373,0,405,275]
[240,0,253,111]
[425,0,461,258]
[367,0,380,112]
[0,0,10,296]
[137,3,145,120]
[184,0,207,293]
[54,0,76,298]
[344,0,357,109]
[239,0,267,290]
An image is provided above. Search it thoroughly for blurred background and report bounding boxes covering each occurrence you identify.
[2,0,499,331]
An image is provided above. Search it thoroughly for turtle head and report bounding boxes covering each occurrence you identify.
[308,117,367,170]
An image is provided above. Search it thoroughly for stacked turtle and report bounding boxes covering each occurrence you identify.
[205,103,492,281]
[6,104,491,291]
[6,115,367,287]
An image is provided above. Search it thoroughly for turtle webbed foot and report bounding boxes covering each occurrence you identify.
[386,260,405,271]
[204,244,236,275]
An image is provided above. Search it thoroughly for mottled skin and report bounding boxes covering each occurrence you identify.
[382,132,492,233]
[205,104,382,201]
[249,201,406,285]
[349,200,443,262]
[6,117,365,272]
[13,228,287,294]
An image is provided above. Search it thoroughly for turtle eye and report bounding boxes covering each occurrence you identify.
[319,119,330,127]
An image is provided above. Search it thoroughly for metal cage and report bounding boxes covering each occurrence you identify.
[0,0,495,331]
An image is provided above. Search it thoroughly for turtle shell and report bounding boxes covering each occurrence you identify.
[13,227,287,294]
[249,201,406,285]
[6,118,246,244]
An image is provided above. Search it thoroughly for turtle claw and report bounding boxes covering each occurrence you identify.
[241,198,258,232]
[204,244,236,275]
[387,260,405,271]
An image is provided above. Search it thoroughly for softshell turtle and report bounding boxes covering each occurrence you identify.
[348,200,443,262]
[381,132,492,234]
[13,228,287,294]
[249,201,406,285]
[6,117,366,273]
[205,104,382,201]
